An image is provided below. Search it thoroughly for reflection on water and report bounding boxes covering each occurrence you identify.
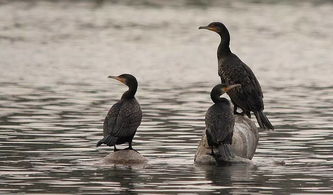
[0,0,333,194]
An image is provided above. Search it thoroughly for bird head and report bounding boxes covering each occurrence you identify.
[108,74,137,88]
[211,83,241,103]
[199,22,230,38]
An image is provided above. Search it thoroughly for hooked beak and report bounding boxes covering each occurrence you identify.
[108,75,126,84]
[199,25,218,32]
[223,84,241,92]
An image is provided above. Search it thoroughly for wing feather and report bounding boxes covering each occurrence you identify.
[205,104,234,146]
[218,54,263,111]
[103,99,142,138]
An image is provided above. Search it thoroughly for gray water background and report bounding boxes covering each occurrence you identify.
[0,0,332,194]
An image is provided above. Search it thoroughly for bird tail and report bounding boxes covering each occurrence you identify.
[215,144,234,162]
[254,111,274,130]
[96,135,118,147]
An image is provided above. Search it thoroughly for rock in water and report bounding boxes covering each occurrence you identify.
[101,150,148,165]
[194,115,259,165]
[231,115,259,159]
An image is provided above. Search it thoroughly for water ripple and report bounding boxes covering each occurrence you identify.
[0,1,333,194]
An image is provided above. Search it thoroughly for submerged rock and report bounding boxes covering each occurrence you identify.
[100,150,148,165]
[194,115,259,165]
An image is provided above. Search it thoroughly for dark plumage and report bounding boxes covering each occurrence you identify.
[96,74,142,151]
[199,22,274,130]
[205,84,241,161]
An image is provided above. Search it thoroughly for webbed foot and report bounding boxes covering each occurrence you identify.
[124,147,138,153]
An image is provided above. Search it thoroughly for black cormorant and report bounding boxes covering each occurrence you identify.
[205,83,241,161]
[199,22,274,130]
[96,74,142,151]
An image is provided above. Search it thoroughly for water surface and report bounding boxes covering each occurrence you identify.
[0,1,333,194]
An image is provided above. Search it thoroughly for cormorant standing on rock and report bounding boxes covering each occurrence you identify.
[199,22,274,130]
[205,84,241,161]
[96,74,142,151]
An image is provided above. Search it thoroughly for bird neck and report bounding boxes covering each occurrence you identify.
[217,34,231,59]
[121,84,137,100]
[211,93,229,104]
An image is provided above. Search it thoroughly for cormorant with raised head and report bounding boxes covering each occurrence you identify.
[199,22,274,130]
[205,83,241,161]
[96,74,142,151]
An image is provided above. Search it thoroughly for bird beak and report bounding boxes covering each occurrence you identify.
[108,76,126,84]
[223,84,241,92]
[199,25,218,32]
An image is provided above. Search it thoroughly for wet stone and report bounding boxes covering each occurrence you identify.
[101,150,148,165]
[194,115,259,165]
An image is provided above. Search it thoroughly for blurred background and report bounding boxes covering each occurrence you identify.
[0,0,332,194]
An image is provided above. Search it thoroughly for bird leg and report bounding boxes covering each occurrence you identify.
[210,147,215,156]
[113,145,119,152]
[124,141,137,152]
[245,111,251,118]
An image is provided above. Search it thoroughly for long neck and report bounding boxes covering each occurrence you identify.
[211,93,229,104]
[121,83,137,100]
[217,33,231,59]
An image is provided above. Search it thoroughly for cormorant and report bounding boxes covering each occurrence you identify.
[205,83,241,161]
[96,74,142,151]
[199,22,274,130]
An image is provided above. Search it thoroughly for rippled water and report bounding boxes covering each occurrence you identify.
[0,1,333,194]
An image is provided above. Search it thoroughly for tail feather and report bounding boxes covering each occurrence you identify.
[215,144,234,162]
[96,135,118,147]
[254,111,274,130]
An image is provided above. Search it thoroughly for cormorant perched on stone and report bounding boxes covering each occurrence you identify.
[199,22,274,130]
[96,74,142,151]
[205,83,241,161]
